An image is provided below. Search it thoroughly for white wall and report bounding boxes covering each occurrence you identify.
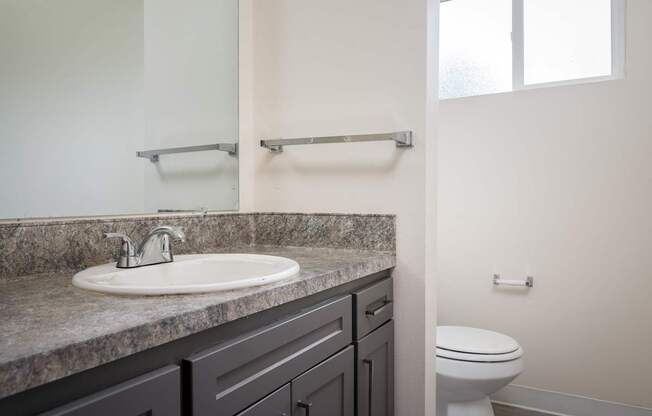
[0,0,145,218]
[437,0,652,408]
[245,0,439,414]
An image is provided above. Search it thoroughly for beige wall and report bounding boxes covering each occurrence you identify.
[242,0,439,413]
[437,0,652,408]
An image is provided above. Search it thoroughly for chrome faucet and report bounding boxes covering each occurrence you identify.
[105,226,186,268]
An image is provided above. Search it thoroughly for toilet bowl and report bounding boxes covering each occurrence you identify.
[436,326,524,416]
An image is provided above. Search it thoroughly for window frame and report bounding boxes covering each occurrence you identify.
[511,0,626,91]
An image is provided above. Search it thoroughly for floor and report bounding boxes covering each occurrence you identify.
[492,403,554,416]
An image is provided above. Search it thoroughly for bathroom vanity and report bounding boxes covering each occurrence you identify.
[1,273,393,416]
[0,213,397,416]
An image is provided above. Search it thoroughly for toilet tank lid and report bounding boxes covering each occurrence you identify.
[436,326,520,355]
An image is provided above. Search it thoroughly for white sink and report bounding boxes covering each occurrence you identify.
[72,254,300,296]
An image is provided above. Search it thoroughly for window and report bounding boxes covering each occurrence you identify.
[439,0,625,100]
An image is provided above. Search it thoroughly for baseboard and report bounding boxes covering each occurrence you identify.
[492,384,652,416]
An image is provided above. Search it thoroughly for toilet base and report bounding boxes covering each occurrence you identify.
[437,396,494,416]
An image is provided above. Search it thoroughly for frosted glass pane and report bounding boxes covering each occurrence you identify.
[524,0,612,85]
[439,0,512,99]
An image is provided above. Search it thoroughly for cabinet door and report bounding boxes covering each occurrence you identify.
[291,346,354,416]
[236,384,291,416]
[40,365,180,416]
[186,296,351,416]
[356,320,394,416]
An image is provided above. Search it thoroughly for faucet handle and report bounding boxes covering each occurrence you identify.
[148,226,186,242]
[104,232,138,268]
[105,232,135,247]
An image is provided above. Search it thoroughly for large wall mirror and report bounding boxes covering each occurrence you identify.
[0,0,239,220]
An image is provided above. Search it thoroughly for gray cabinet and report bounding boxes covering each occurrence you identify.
[7,273,395,416]
[40,365,180,416]
[356,321,394,416]
[185,296,352,416]
[236,384,291,416]
[292,346,355,416]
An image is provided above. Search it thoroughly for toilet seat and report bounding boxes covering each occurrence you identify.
[436,346,523,362]
[436,326,523,363]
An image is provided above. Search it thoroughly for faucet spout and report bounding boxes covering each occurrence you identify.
[105,226,185,269]
[137,226,185,267]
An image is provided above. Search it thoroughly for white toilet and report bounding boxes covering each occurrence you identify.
[436,326,524,416]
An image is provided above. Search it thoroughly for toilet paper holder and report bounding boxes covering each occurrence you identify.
[493,274,534,288]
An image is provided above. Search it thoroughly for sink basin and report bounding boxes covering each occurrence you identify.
[72,254,300,295]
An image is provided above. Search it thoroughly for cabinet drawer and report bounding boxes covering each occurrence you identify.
[185,296,352,416]
[236,384,291,416]
[356,320,394,416]
[353,278,393,340]
[40,365,180,416]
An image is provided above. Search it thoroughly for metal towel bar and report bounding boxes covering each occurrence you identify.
[260,131,414,153]
[137,143,238,162]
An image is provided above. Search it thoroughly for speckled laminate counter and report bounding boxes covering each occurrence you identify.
[0,245,394,399]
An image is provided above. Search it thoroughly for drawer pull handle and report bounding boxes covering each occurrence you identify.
[363,359,374,415]
[365,300,392,317]
[297,401,313,416]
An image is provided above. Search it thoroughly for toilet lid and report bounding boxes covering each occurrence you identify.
[436,326,520,355]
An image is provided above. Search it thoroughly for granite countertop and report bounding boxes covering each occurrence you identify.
[0,245,395,399]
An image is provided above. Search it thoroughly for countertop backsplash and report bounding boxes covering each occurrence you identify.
[0,212,395,281]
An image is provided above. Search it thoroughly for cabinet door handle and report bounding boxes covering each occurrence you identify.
[365,300,392,317]
[297,401,313,416]
[363,359,374,416]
